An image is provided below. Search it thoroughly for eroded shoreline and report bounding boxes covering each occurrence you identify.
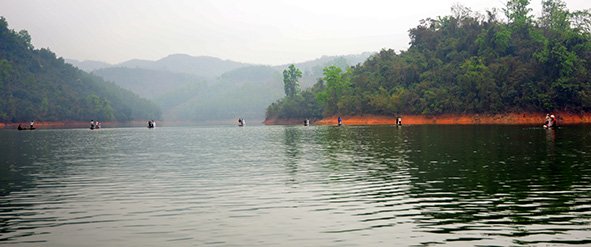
[266,113,591,126]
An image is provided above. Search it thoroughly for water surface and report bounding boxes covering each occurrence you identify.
[1,125,591,246]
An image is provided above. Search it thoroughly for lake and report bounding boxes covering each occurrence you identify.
[1,125,591,246]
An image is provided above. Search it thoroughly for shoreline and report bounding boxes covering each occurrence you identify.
[266,113,591,126]
[0,119,264,129]
[0,120,154,129]
[4,113,591,129]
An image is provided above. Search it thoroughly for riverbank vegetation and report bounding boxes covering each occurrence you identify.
[0,17,160,122]
[266,0,591,121]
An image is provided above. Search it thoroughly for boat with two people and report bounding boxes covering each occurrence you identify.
[90,120,101,130]
[17,122,36,130]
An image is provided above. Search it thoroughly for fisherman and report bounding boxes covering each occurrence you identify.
[550,115,557,127]
[304,119,310,126]
[238,118,243,127]
[338,116,342,126]
[90,120,95,130]
[396,116,402,126]
[544,114,551,127]
[30,120,35,129]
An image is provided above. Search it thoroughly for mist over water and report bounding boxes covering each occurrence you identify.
[1,125,591,246]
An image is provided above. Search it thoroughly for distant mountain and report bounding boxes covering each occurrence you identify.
[0,17,160,122]
[218,65,281,86]
[90,53,374,122]
[161,65,283,121]
[93,67,207,99]
[115,59,153,70]
[65,59,111,72]
[72,52,373,83]
[115,54,249,79]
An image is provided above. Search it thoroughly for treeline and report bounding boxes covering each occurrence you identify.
[266,0,591,120]
[0,17,160,122]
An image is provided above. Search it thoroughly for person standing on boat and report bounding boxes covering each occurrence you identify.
[396,116,402,126]
[30,120,34,129]
[338,116,342,126]
[90,120,95,130]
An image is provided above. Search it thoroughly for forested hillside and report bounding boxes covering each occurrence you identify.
[0,17,160,122]
[266,0,591,120]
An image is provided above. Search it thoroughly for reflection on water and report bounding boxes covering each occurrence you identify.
[1,125,591,246]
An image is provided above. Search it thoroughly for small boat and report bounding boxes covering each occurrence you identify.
[17,124,35,130]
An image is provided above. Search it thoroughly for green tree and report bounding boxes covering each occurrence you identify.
[283,64,302,98]
[320,66,352,115]
[504,0,533,27]
[540,0,569,32]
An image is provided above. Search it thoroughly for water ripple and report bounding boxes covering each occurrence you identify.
[1,125,591,246]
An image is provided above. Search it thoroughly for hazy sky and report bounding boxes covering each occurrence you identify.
[1,0,589,65]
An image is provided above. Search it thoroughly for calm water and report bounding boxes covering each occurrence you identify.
[1,125,591,246]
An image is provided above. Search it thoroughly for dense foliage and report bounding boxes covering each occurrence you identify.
[0,17,160,122]
[266,0,591,120]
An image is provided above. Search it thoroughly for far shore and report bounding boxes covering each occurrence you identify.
[265,112,591,126]
[0,119,264,129]
[0,120,154,129]
[4,113,591,129]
